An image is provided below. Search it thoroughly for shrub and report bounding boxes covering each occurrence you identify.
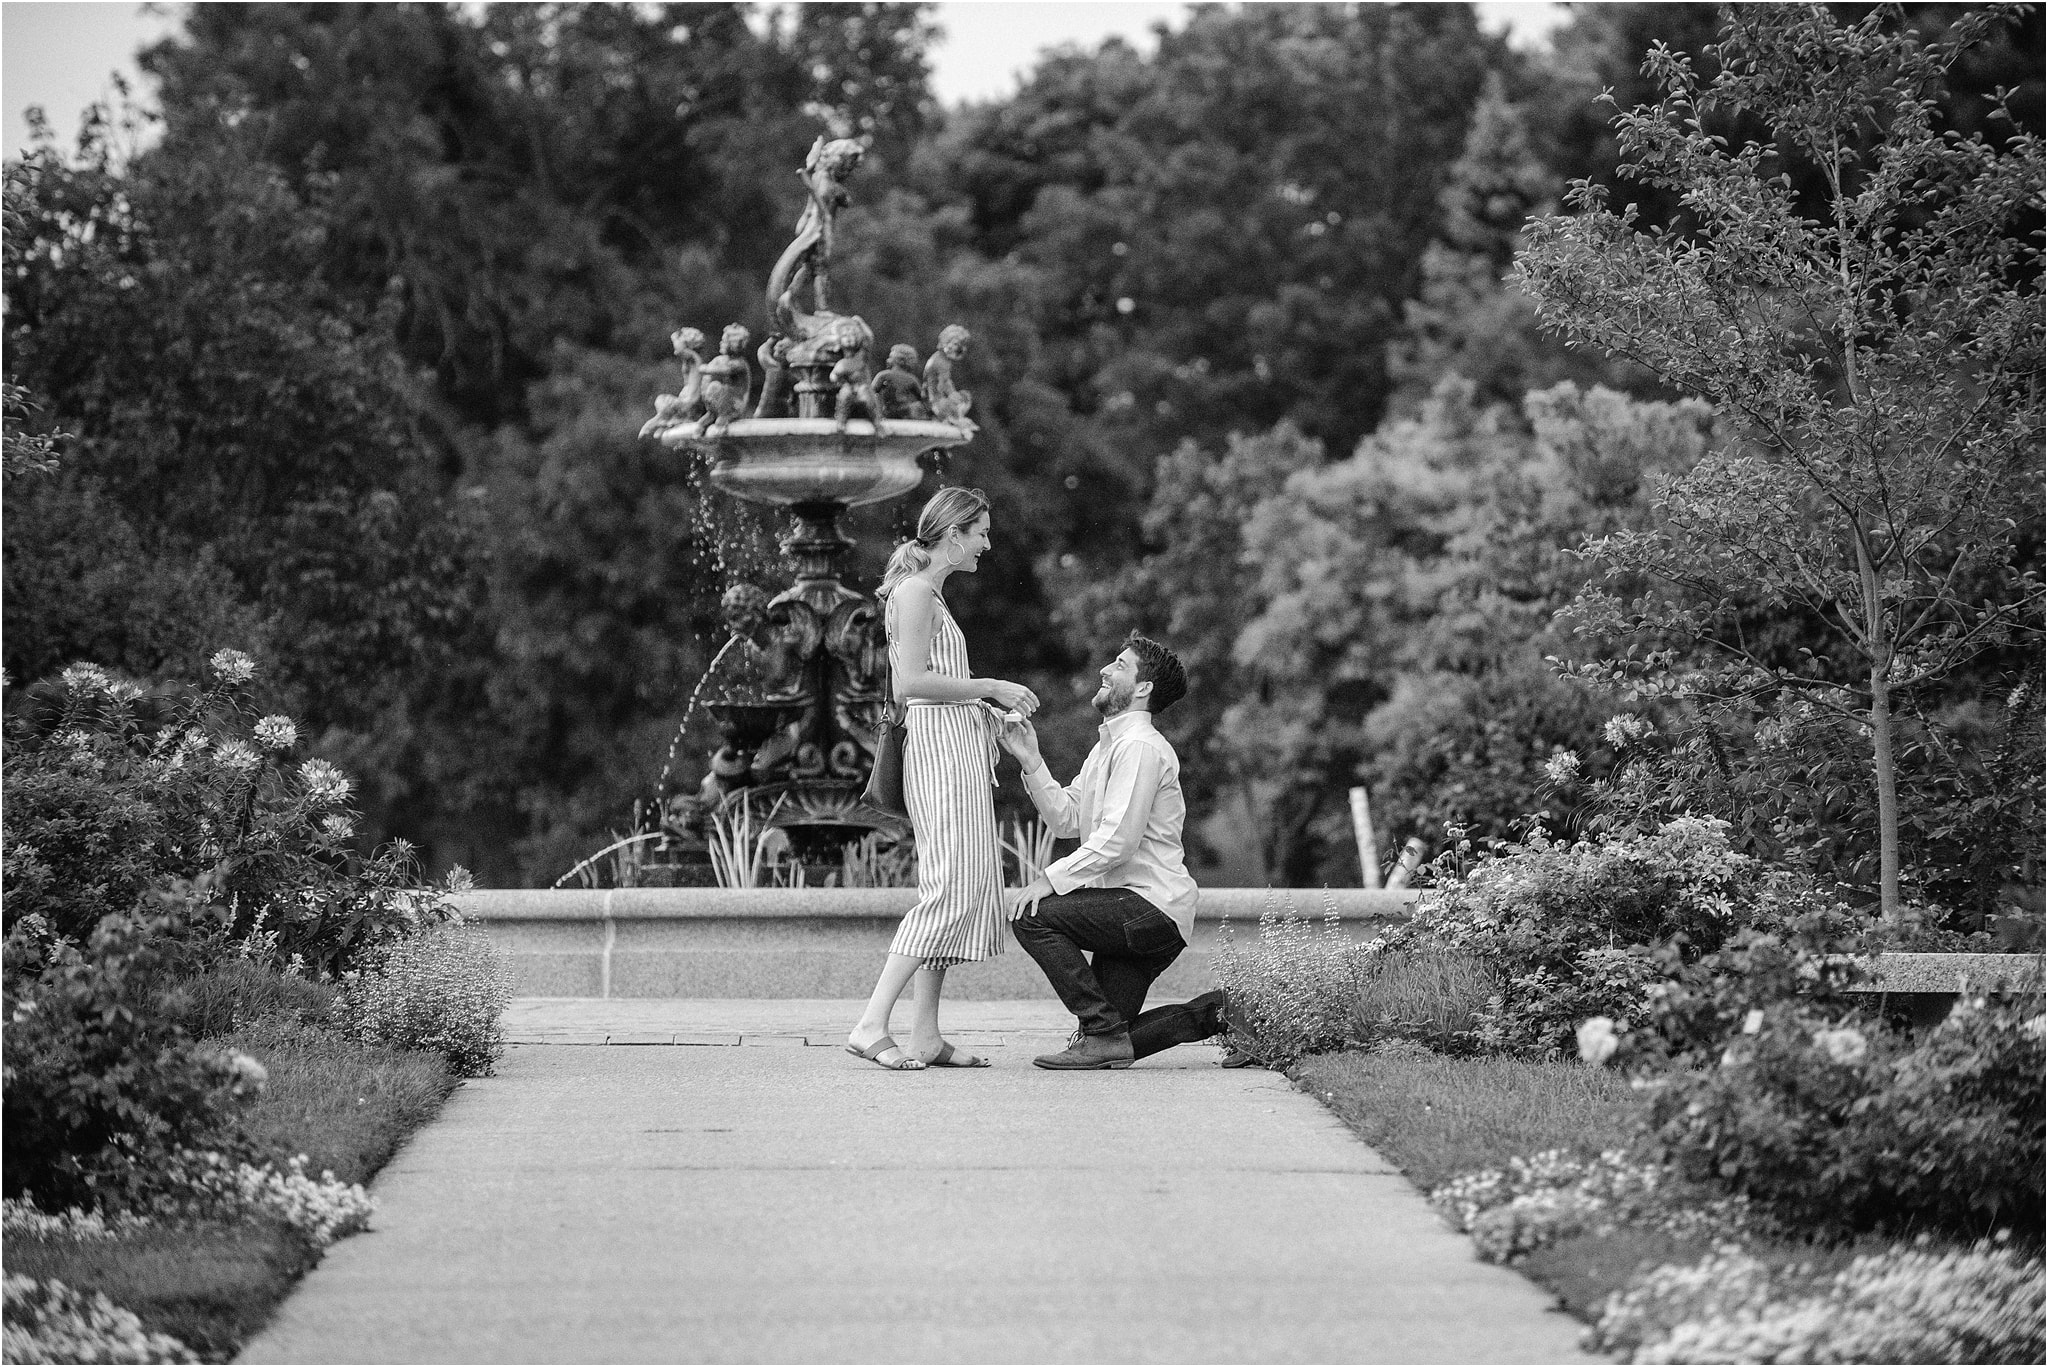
[1,892,261,1210]
[1,654,460,975]
[1640,993,2045,1242]
[1403,816,1848,1056]
[336,924,510,1076]
[1586,1239,2046,1364]
[2,1274,198,1365]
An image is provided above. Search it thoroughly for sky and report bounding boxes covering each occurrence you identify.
[3,1,1568,159]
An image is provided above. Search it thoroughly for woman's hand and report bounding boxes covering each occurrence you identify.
[985,679,1039,717]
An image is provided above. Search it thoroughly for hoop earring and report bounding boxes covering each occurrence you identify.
[944,540,964,568]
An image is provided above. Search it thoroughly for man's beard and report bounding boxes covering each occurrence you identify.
[1094,679,1135,717]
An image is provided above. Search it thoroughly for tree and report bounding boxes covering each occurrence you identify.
[1389,72,1600,412]
[1518,5,2045,919]
[1230,377,1717,881]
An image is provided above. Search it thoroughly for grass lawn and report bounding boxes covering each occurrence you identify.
[5,1221,318,1362]
[225,1017,459,1186]
[1291,1048,1641,1190]
[1289,1047,1883,1328]
[7,1017,458,1363]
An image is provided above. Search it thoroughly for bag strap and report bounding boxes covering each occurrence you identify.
[880,602,905,725]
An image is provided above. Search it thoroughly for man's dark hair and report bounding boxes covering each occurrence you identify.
[1125,631,1187,715]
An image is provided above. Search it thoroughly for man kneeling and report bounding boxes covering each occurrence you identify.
[1000,633,1225,1069]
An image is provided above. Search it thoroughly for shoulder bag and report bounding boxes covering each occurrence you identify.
[862,622,909,817]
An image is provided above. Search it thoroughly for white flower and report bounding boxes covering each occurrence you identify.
[59,663,110,692]
[1742,1008,1765,1034]
[53,728,94,751]
[209,648,257,685]
[1603,713,1655,748]
[299,758,353,806]
[107,679,144,702]
[1812,1027,1867,1066]
[214,739,261,773]
[320,814,355,841]
[1577,1016,1620,1066]
[253,715,298,751]
[224,1052,269,1092]
[1544,750,1582,786]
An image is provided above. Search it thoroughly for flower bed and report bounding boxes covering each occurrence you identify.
[0,650,511,1362]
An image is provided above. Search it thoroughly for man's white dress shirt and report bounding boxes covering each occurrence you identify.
[1020,709,1200,943]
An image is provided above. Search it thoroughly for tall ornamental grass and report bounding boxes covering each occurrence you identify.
[1212,893,1494,1063]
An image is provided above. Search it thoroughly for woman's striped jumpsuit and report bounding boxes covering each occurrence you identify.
[886,593,1006,968]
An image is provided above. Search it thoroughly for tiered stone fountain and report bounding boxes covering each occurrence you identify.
[643,134,974,869]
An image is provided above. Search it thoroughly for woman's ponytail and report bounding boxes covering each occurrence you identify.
[879,539,932,600]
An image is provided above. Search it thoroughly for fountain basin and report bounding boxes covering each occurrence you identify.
[661,418,969,507]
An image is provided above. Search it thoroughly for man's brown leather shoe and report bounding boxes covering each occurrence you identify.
[1033,1030,1135,1070]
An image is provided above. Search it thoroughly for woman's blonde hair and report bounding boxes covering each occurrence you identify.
[879,486,991,600]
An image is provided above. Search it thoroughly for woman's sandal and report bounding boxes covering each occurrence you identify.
[846,1035,925,1070]
[923,1040,990,1068]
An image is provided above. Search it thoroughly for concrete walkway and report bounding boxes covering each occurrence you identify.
[241,1000,1599,1364]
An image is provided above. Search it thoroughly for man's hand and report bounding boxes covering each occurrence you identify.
[997,715,1045,772]
[1010,876,1054,921]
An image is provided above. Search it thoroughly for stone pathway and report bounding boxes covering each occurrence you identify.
[241,1000,1600,1364]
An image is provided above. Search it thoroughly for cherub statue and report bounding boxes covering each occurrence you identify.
[767,135,866,328]
[638,326,707,440]
[754,333,793,419]
[828,317,879,431]
[870,343,929,420]
[924,324,976,434]
[693,323,752,438]
[720,582,770,640]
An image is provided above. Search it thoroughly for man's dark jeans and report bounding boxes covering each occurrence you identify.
[1013,887,1220,1059]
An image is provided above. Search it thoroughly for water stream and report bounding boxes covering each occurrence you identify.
[653,632,742,803]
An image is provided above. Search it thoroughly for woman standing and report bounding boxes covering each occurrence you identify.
[846,487,1038,1070]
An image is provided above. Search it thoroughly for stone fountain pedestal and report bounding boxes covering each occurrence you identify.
[659,416,969,866]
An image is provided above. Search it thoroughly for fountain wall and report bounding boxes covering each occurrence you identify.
[461,887,1421,999]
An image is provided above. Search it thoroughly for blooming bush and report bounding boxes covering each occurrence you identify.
[2,653,456,974]
[1404,816,1781,1055]
[1430,1148,1760,1263]
[2,1274,198,1365]
[1586,1239,2046,1364]
[1617,898,1883,1068]
[1639,991,2044,1242]
[336,924,511,1077]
